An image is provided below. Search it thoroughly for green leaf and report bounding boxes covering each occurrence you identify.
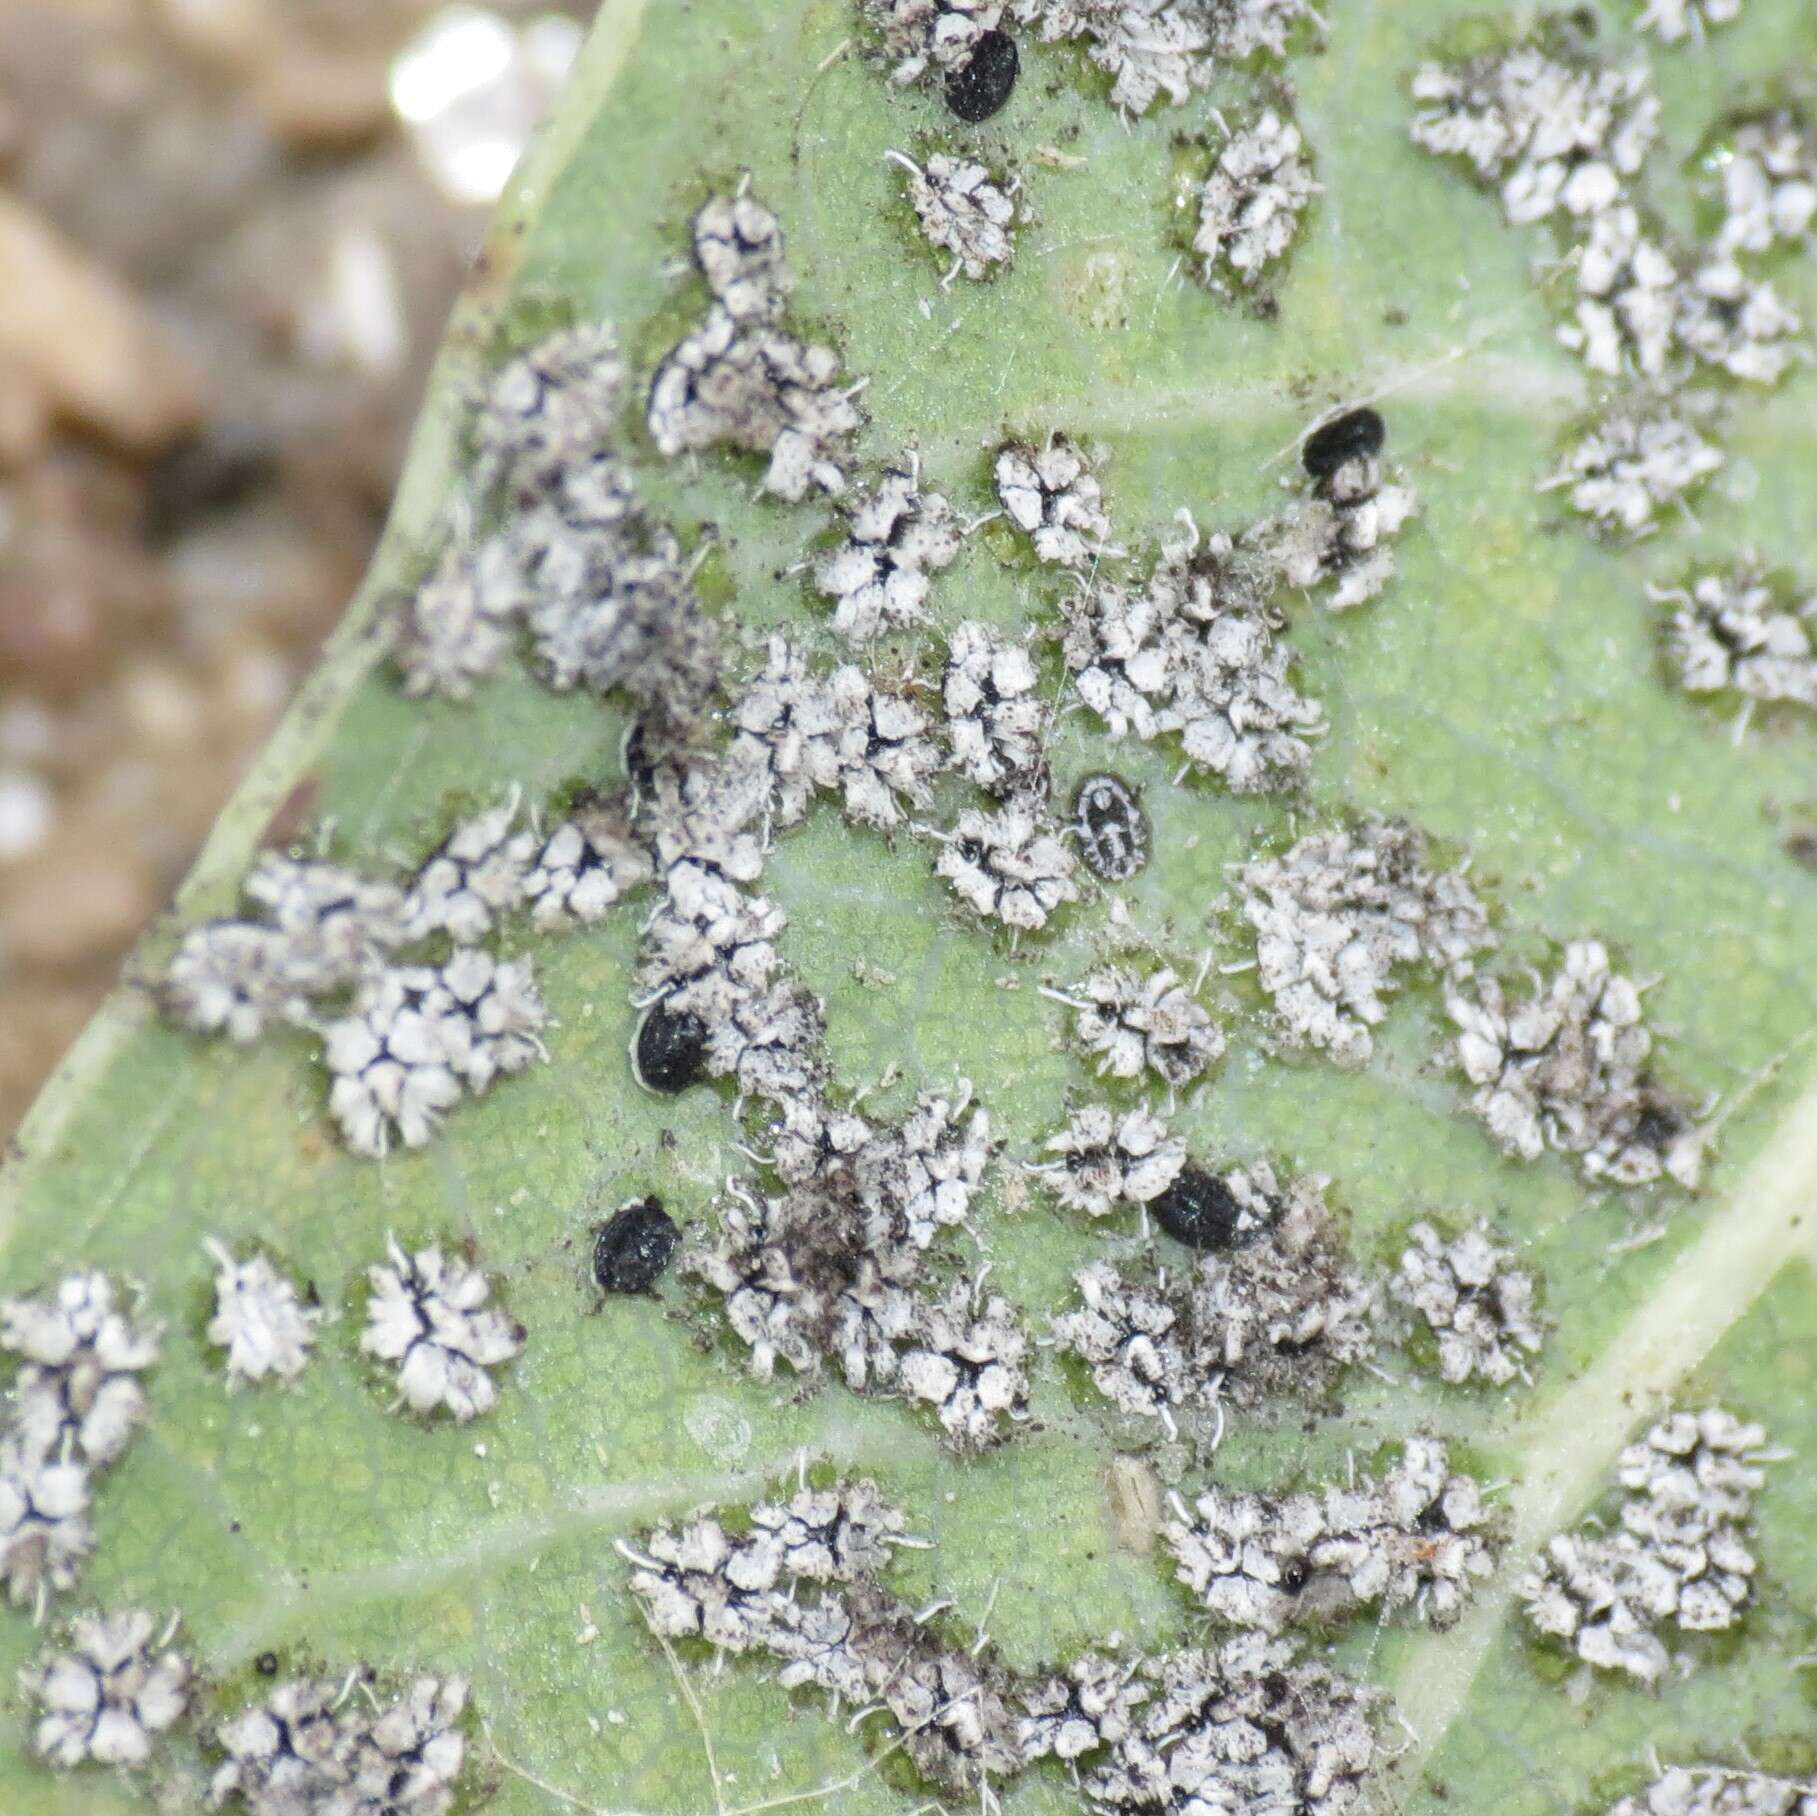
[2,0,1815,1812]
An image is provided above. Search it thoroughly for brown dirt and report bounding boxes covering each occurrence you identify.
[0,0,575,1134]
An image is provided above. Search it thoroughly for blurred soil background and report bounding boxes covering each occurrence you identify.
[0,0,584,1135]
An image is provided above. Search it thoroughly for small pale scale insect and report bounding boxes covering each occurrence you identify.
[1071,774,1148,882]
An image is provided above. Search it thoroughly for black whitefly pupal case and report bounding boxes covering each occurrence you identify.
[633,1001,710,1094]
[1152,1168,1245,1251]
[1301,406,1385,482]
[594,1199,680,1293]
[944,30,1019,123]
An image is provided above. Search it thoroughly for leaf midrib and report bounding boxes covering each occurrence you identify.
[1388,1070,1817,1771]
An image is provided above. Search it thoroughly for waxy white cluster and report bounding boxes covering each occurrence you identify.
[897,1282,1030,1450]
[1610,1763,1817,1816]
[470,320,627,503]
[1081,1635,1377,1816]
[361,1239,522,1422]
[23,1610,191,1768]
[1038,1103,1186,1217]
[936,794,1080,931]
[1189,1175,1380,1400]
[1662,561,1817,714]
[1063,526,1324,792]
[627,1479,1021,1795]
[690,1089,1022,1448]
[1413,34,1809,536]
[812,462,961,642]
[403,800,536,943]
[1391,1221,1542,1386]
[627,1478,905,1651]
[1239,822,1493,1067]
[1053,1167,1376,1425]
[731,639,942,830]
[1194,110,1317,287]
[1558,211,1801,387]
[862,0,1002,85]
[205,1242,321,1387]
[211,1673,468,1815]
[1260,433,1417,610]
[650,192,861,500]
[403,321,722,731]
[522,790,654,930]
[630,1478,1382,1810]
[1523,1407,1767,1682]
[997,436,1116,569]
[1410,46,1658,227]
[163,854,409,1045]
[1634,0,1742,43]
[1447,937,1704,1187]
[896,152,1018,282]
[1063,964,1224,1091]
[1006,0,1317,116]
[0,1272,159,1610]
[325,948,547,1158]
[164,802,555,1159]
[1166,1437,1495,1631]
[944,619,1045,794]
[1018,1652,1148,1762]
[1716,114,1816,258]
[1547,405,1726,537]
[637,865,825,1108]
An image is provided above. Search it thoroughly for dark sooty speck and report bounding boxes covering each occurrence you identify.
[1152,1168,1244,1251]
[633,1002,709,1094]
[594,1199,680,1294]
[1301,406,1385,481]
[944,29,1019,122]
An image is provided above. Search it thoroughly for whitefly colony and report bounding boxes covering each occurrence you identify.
[8,0,1801,1808]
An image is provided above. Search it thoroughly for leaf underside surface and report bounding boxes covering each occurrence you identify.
[1,0,1815,1812]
